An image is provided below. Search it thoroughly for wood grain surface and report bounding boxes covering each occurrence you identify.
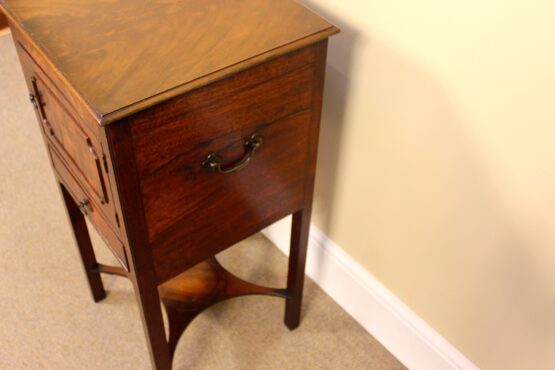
[0,0,338,124]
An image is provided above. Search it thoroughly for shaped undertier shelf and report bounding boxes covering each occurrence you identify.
[158,257,289,357]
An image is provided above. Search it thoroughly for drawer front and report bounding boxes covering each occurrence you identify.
[18,48,109,204]
[128,46,317,281]
[142,109,310,236]
[49,145,128,271]
[147,110,311,281]
[15,41,120,229]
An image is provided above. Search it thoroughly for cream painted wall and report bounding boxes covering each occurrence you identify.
[300,1,555,369]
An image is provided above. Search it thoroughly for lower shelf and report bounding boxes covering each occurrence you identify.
[158,257,289,357]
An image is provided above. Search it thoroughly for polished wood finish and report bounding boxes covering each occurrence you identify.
[1,1,338,369]
[159,257,288,357]
[0,0,338,123]
[150,110,312,283]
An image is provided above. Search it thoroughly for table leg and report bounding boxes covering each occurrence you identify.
[284,209,311,329]
[130,271,173,370]
[59,183,106,302]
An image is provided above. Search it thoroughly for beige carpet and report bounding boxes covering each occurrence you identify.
[0,33,405,370]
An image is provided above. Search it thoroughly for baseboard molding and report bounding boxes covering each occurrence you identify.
[262,217,479,370]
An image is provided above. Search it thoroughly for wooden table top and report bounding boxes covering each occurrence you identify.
[0,0,338,124]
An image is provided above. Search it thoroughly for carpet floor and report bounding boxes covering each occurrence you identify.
[0,33,405,370]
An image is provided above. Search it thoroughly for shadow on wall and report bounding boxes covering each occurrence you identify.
[299,0,359,234]
[300,2,555,368]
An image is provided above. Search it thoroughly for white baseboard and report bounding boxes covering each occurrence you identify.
[262,217,479,370]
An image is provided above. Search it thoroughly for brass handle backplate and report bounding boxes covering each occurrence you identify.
[203,134,263,174]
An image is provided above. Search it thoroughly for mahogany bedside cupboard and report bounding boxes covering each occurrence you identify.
[0,1,339,368]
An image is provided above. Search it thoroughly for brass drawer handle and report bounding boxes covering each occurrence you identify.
[78,199,92,215]
[203,134,263,174]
